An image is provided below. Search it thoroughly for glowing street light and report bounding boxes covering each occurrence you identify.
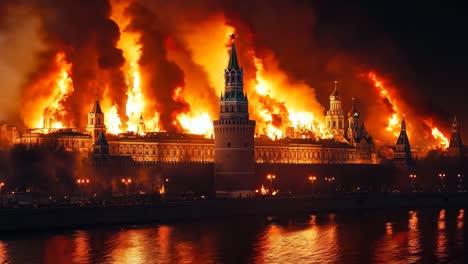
[324,177,335,192]
[121,178,132,185]
[76,178,90,201]
[266,174,276,193]
[121,178,132,202]
[457,173,464,191]
[308,176,317,194]
[409,174,417,191]
[160,178,170,196]
[438,173,446,191]
[0,182,4,207]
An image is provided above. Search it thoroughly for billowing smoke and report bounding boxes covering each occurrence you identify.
[0,0,457,151]
[124,2,189,131]
[0,2,44,125]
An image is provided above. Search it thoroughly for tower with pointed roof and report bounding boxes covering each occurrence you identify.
[213,34,256,196]
[137,114,146,136]
[448,116,463,158]
[326,81,345,137]
[86,97,106,139]
[393,116,414,166]
[93,131,109,155]
[347,98,359,145]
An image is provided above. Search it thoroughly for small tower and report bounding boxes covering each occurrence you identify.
[213,33,256,197]
[86,97,106,139]
[448,116,463,158]
[325,81,345,137]
[347,98,360,145]
[393,116,414,166]
[93,131,109,155]
[137,114,146,136]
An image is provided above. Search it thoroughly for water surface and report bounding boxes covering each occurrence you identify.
[0,208,466,263]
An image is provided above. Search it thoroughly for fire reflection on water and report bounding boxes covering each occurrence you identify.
[436,209,448,261]
[253,214,338,263]
[0,240,6,264]
[0,209,467,263]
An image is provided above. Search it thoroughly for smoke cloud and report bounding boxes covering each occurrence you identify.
[0,0,457,150]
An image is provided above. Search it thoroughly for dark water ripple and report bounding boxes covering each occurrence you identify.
[0,208,466,264]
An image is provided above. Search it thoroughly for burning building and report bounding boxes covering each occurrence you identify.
[12,36,380,194]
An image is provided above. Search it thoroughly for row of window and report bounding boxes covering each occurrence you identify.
[255,149,357,160]
[111,145,214,156]
[215,127,250,133]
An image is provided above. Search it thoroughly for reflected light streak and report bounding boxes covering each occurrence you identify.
[436,209,448,261]
[0,240,6,264]
[457,209,464,230]
[407,210,422,262]
[385,222,393,235]
[256,221,338,263]
[72,231,90,264]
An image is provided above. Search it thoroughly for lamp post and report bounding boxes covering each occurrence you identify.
[76,178,90,202]
[266,174,276,194]
[457,173,463,192]
[0,182,4,207]
[438,173,446,192]
[324,177,335,193]
[121,178,132,203]
[161,178,169,197]
[409,174,417,191]
[308,176,317,194]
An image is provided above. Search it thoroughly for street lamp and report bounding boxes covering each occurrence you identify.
[457,173,463,191]
[76,178,90,201]
[324,177,335,192]
[438,173,446,191]
[0,182,4,207]
[409,174,417,191]
[266,174,276,193]
[121,178,132,203]
[308,176,317,194]
[161,178,169,196]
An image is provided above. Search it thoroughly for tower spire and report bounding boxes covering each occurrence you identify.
[448,115,463,157]
[330,80,339,99]
[227,33,240,70]
[401,114,406,131]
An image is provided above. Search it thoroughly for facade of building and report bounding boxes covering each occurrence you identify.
[14,36,379,190]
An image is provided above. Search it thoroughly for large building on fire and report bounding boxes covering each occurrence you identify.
[13,36,378,191]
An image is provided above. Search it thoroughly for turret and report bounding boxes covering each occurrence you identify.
[137,114,146,136]
[393,116,414,167]
[325,81,345,136]
[93,131,109,155]
[86,97,106,139]
[347,98,360,142]
[213,33,256,197]
[448,116,463,158]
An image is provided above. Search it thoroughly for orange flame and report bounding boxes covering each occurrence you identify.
[34,51,74,131]
[424,119,450,149]
[367,72,400,137]
[253,56,327,140]
[106,104,123,135]
[368,71,450,150]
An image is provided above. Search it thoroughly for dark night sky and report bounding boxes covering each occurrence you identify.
[314,0,468,139]
[358,1,467,110]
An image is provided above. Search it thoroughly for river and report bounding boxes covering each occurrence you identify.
[0,208,466,263]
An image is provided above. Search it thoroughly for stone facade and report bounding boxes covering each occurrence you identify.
[15,35,378,175]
